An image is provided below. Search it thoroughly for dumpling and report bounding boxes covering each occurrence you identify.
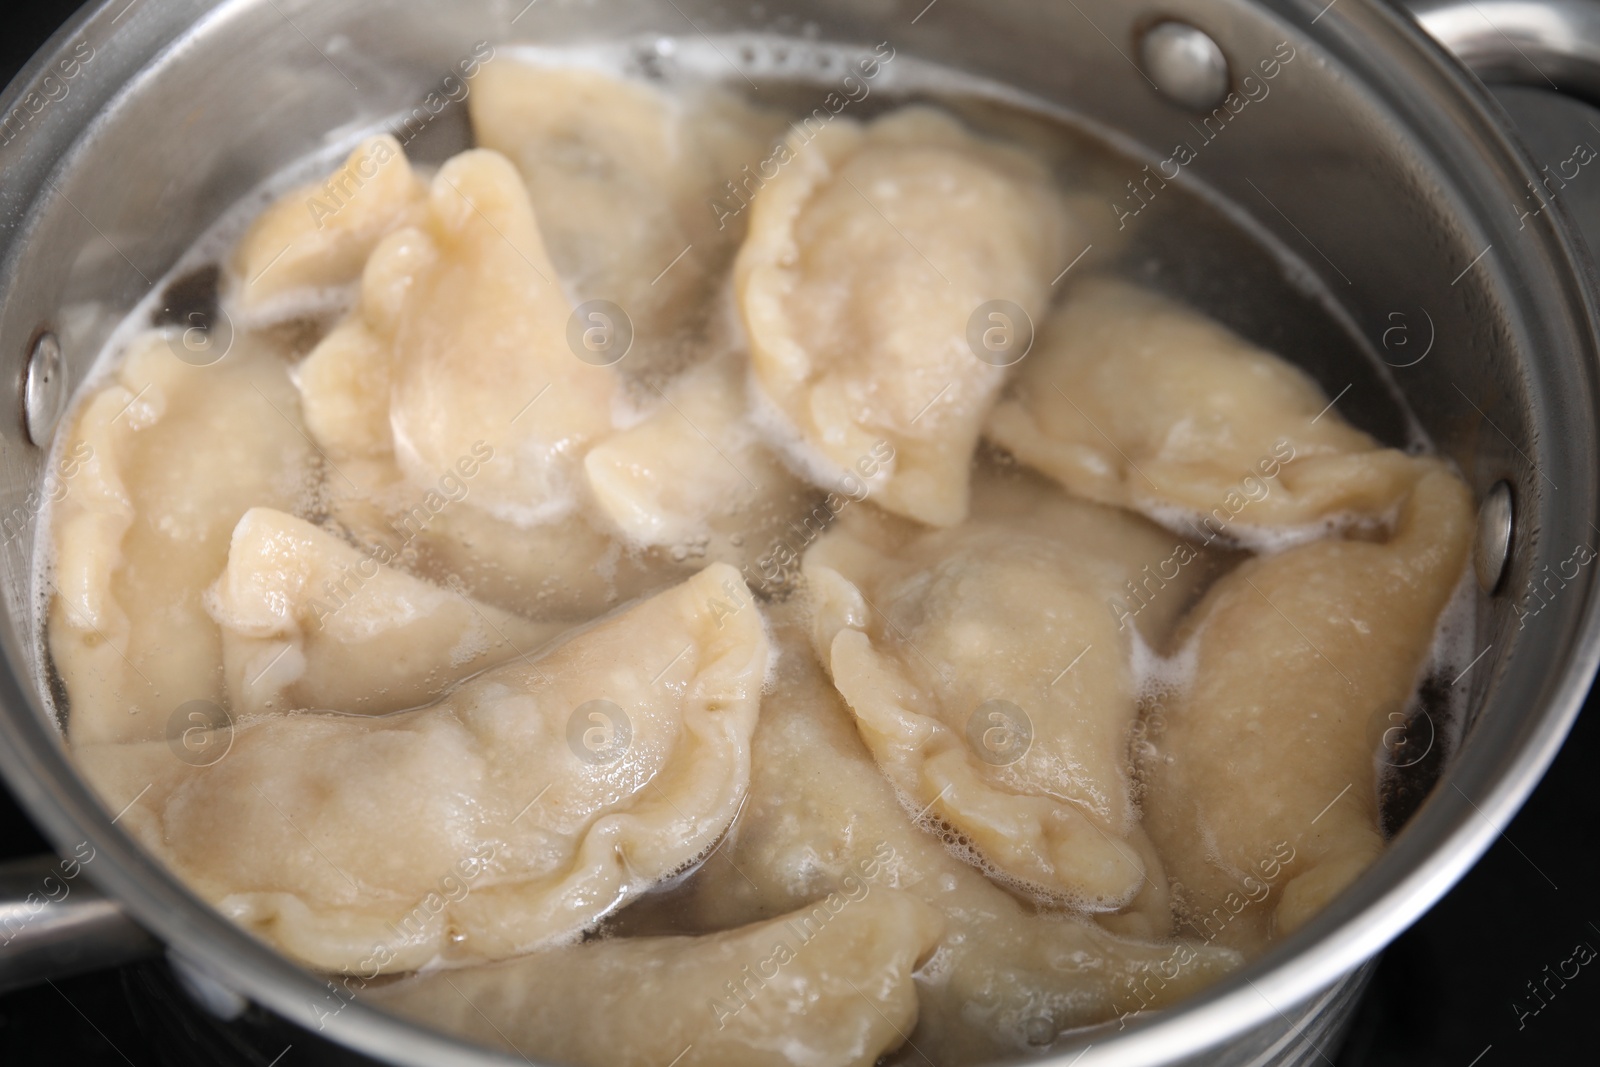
[658,612,1240,1063]
[802,473,1219,907]
[259,145,619,531]
[583,357,809,556]
[986,279,1420,542]
[949,462,1235,651]
[75,563,771,973]
[736,107,1075,526]
[1094,826,1176,943]
[293,251,671,622]
[393,493,675,622]
[292,315,393,461]
[470,62,786,381]
[206,508,565,716]
[1140,462,1472,953]
[372,891,943,1067]
[228,135,426,321]
[49,332,316,745]
[379,150,617,526]
[296,428,672,629]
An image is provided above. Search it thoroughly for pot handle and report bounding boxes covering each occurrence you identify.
[0,854,159,993]
[1407,0,1600,103]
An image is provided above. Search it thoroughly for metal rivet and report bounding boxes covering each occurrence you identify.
[1140,21,1231,112]
[1474,480,1513,594]
[23,332,66,447]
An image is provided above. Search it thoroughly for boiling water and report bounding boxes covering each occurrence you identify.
[34,30,1476,1058]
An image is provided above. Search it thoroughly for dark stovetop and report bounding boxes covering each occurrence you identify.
[2,3,1597,1065]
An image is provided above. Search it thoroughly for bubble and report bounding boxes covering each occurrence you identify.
[162,304,235,367]
[966,300,1035,367]
[965,699,1033,766]
[566,699,633,765]
[165,699,234,767]
[567,300,634,367]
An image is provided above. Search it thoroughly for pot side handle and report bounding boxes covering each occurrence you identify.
[1408,0,1600,103]
[0,854,159,994]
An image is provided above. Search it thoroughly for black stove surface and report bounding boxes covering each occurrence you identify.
[2,2,1597,1065]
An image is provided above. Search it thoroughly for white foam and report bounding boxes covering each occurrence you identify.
[230,284,359,333]
[1142,499,1399,557]
[1129,626,1199,709]
[500,35,918,94]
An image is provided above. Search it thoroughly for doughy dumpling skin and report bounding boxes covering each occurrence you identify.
[373,891,943,1067]
[50,333,315,745]
[76,564,770,973]
[229,135,426,320]
[293,316,392,461]
[987,279,1420,537]
[294,281,667,623]
[207,508,563,716]
[286,144,671,619]
[656,611,1240,1063]
[379,149,616,526]
[470,62,785,381]
[392,492,671,622]
[1142,463,1472,952]
[737,107,1073,526]
[584,357,808,555]
[257,145,617,531]
[802,473,1215,907]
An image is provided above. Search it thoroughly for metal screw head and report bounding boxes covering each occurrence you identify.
[1141,21,1231,112]
[23,331,66,447]
[1474,480,1514,594]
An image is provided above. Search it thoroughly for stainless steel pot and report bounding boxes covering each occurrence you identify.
[1,1,1597,1064]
